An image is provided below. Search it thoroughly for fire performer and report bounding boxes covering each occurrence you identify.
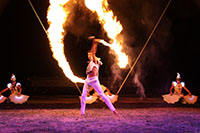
[162,73,198,104]
[81,37,118,116]
[0,74,29,104]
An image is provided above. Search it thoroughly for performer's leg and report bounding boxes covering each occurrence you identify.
[92,80,116,112]
[81,83,89,115]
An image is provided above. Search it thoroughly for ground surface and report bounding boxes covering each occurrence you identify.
[0,108,200,132]
[0,96,200,132]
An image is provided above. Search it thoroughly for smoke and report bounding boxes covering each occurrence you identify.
[135,8,173,96]
[109,63,123,91]
[133,72,146,98]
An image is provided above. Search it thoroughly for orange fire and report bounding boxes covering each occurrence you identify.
[47,0,84,83]
[85,0,128,68]
[46,0,128,83]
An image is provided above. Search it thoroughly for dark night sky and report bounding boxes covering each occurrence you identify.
[0,0,200,96]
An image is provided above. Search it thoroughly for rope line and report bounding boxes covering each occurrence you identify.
[28,0,48,34]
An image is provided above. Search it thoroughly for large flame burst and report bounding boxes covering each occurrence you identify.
[47,0,84,83]
[85,0,128,68]
[47,0,128,83]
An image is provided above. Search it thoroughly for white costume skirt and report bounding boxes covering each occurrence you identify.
[162,94,181,104]
[9,94,29,104]
[106,94,118,103]
[99,92,118,103]
[183,95,198,104]
[0,95,7,104]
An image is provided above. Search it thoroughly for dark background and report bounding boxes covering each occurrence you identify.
[0,0,199,97]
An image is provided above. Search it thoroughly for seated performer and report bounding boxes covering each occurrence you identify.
[81,37,118,116]
[170,73,191,97]
[0,74,29,104]
[91,85,118,103]
[0,74,21,103]
[162,73,198,104]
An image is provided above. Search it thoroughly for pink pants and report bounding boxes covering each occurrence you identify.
[81,76,116,114]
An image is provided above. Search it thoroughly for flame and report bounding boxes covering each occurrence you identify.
[85,0,128,68]
[47,0,84,83]
[46,0,128,83]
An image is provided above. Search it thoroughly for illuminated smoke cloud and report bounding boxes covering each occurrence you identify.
[133,72,146,98]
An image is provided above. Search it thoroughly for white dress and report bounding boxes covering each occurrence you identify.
[7,82,30,104]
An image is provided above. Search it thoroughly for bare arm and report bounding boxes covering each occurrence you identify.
[0,88,9,95]
[91,40,98,54]
[17,85,22,95]
[105,88,112,96]
[183,86,191,96]
[93,39,102,43]
[87,87,94,96]
[170,85,174,95]
[88,40,98,64]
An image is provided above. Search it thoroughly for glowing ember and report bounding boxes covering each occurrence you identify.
[47,0,84,83]
[85,0,128,68]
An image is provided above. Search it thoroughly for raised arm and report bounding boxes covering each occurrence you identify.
[89,38,102,64]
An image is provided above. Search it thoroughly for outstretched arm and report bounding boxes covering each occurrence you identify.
[183,86,191,96]
[93,38,102,43]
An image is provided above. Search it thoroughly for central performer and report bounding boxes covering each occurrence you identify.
[81,37,118,116]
